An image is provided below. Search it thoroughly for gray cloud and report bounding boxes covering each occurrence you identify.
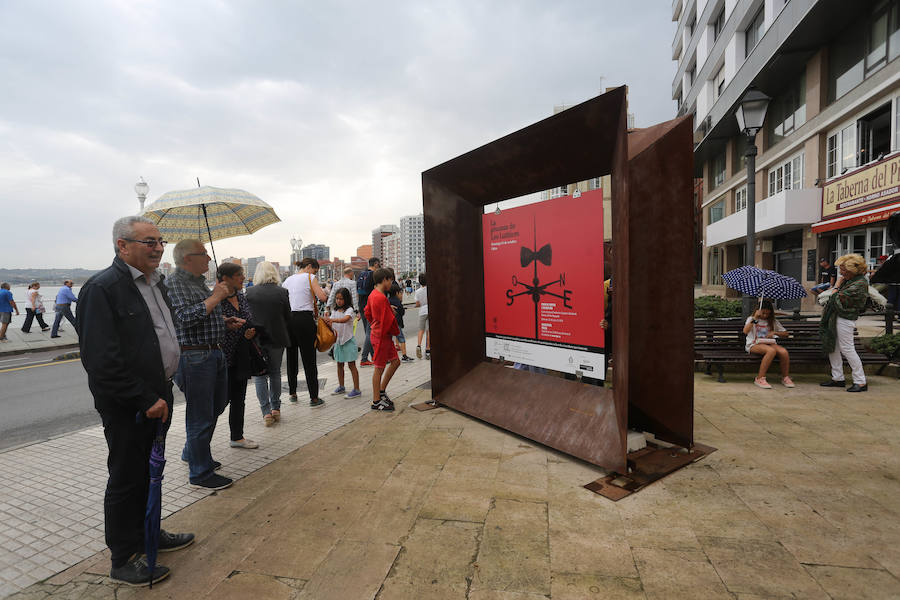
[0,0,676,269]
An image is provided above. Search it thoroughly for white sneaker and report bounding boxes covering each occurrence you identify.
[229,438,259,449]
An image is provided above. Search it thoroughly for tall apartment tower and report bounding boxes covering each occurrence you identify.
[371,224,399,260]
[674,0,900,311]
[400,213,426,275]
[382,233,401,272]
[301,244,330,261]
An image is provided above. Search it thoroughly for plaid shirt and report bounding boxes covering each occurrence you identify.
[167,268,225,346]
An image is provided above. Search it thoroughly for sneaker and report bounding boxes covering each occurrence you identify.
[379,391,392,404]
[190,473,233,490]
[110,554,170,587]
[332,386,346,395]
[158,530,194,553]
[416,345,422,359]
[401,355,414,362]
[0,337,8,342]
[41,327,50,332]
[50,334,61,338]
[345,389,362,399]
[753,377,772,389]
[782,376,795,388]
[371,399,395,411]
[181,457,222,471]
[425,350,431,360]
[310,398,325,408]
[289,393,298,402]
[229,438,259,449]
[264,414,274,427]
[360,360,374,367]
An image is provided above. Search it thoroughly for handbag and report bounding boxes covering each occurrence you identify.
[247,339,269,376]
[310,275,336,352]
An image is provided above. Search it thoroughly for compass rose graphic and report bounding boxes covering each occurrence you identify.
[505,217,572,339]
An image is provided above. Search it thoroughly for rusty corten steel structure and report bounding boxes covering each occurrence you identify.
[422,87,695,473]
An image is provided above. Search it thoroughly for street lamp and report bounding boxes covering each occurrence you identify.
[135,177,149,213]
[734,87,771,319]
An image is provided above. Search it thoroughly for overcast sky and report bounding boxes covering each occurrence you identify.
[0,1,676,270]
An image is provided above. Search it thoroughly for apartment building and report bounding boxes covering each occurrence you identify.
[382,232,401,273]
[674,0,900,309]
[371,225,399,261]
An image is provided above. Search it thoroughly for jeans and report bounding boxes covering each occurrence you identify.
[21,308,48,332]
[175,349,228,482]
[360,311,373,361]
[253,344,284,415]
[227,367,248,442]
[828,317,866,385]
[51,304,77,336]
[286,311,319,400]
[99,383,173,568]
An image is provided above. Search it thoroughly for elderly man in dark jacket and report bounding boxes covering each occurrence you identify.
[78,216,194,586]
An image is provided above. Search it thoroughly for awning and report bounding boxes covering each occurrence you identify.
[811,201,900,234]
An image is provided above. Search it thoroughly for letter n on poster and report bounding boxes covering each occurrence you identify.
[483,191,605,377]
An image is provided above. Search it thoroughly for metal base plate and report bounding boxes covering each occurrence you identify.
[411,400,440,411]
[584,442,716,501]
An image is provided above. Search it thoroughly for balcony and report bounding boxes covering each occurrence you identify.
[706,187,821,247]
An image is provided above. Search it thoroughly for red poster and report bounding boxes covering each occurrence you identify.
[483,191,605,375]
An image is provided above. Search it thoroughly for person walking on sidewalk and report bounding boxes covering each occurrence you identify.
[324,287,361,398]
[365,268,401,411]
[820,253,870,392]
[414,273,429,359]
[50,279,78,338]
[21,282,50,333]
[216,262,259,450]
[358,257,380,366]
[78,215,193,586]
[0,282,19,342]
[282,258,328,407]
[168,239,242,490]
[245,261,290,426]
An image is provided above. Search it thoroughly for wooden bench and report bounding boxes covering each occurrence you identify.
[694,319,889,382]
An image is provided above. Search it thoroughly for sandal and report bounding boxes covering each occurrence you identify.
[264,414,275,427]
[271,409,281,422]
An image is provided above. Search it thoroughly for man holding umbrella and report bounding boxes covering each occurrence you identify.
[78,216,194,586]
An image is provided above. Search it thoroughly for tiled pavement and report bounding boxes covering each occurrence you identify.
[0,357,433,598]
[8,371,900,599]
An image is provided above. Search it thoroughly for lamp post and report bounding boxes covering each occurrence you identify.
[135,177,149,213]
[734,87,771,319]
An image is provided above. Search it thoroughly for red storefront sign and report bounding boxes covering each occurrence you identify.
[482,190,605,375]
[812,201,900,233]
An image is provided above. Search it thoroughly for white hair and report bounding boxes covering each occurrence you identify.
[253,261,281,285]
[173,239,203,266]
[112,216,155,254]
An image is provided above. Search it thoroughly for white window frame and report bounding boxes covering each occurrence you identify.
[767,152,804,196]
[709,199,725,224]
[713,65,726,101]
[735,185,748,212]
[827,133,839,178]
[745,7,764,58]
[549,186,567,199]
[712,7,725,42]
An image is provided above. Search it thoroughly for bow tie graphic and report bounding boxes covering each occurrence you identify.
[520,244,552,268]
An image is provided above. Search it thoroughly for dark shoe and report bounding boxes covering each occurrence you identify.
[50,334,61,338]
[109,554,170,586]
[401,355,413,362]
[181,457,222,471]
[371,399,395,411]
[158,530,194,552]
[820,379,846,387]
[41,327,50,332]
[289,393,298,403]
[847,384,868,392]
[190,473,233,490]
[310,398,325,408]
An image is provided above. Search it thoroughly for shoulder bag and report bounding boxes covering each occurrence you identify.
[310,275,336,352]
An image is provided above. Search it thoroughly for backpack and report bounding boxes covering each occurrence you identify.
[356,269,372,296]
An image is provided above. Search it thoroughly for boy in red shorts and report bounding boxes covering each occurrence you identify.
[364,268,401,411]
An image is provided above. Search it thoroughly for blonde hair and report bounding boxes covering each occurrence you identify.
[835,253,867,276]
[253,261,281,285]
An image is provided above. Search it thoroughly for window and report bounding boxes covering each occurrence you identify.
[588,177,602,190]
[708,247,724,285]
[713,65,726,101]
[687,64,695,87]
[733,134,749,174]
[867,8,889,73]
[829,4,900,101]
[745,7,764,57]
[768,153,804,196]
[709,199,725,223]
[768,74,806,146]
[712,152,726,188]
[841,123,857,171]
[858,102,891,164]
[549,186,567,199]
[713,7,725,42]
[735,186,748,212]
[827,133,839,178]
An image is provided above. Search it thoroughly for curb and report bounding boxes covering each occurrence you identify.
[54,350,81,361]
[0,343,80,358]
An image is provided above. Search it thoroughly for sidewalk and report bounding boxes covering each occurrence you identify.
[0,357,433,598]
[0,312,79,356]
[7,370,900,599]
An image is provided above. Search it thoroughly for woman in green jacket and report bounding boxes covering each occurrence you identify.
[819,253,869,392]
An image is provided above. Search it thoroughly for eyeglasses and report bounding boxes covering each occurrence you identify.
[187,252,210,257]
[124,238,168,248]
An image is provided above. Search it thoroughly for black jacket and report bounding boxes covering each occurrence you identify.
[77,256,172,416]
[245,283,291,347]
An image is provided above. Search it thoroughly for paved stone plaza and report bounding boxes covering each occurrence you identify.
[4,368,899,599]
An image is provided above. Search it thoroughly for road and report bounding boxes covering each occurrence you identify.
[0,307,425,452]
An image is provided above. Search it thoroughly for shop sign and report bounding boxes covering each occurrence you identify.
[822,154,900,218]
